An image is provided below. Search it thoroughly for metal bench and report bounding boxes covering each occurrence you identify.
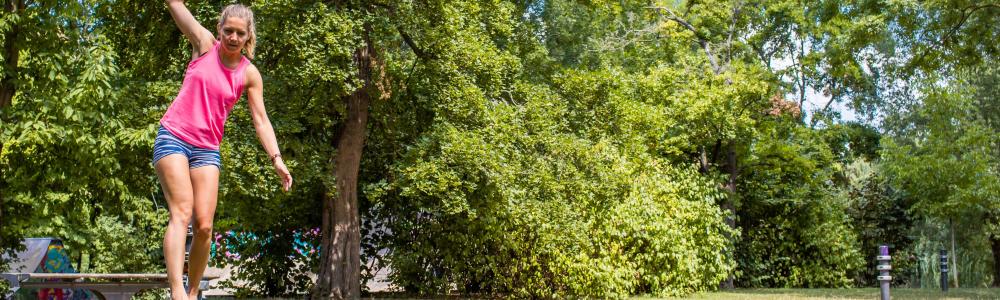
[4,226,220,300]
[1,273,218,300]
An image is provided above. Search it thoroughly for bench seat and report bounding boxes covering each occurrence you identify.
[2,273,220,300]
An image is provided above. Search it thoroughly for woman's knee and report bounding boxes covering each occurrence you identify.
[168,210,193,227]
[193,219,214,237]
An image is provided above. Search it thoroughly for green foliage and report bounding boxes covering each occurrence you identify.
[87,215,167,273]
[882,78,999,221]
[839,160,916,287]
[214,230,319,297]
[368,72,735,297]
[1,0,996,297]
[880,66,1000,287]
[735,124,864,287]
[0,279,8,298]
[909,216,996,288]
[1,0,163,273]
[822,123,881,163]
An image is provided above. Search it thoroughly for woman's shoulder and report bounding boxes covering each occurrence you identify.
[187,39,219,64]
[243,63,262,86]
[244,62,259,75]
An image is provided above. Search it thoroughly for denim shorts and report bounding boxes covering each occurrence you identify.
[152,126,222,170]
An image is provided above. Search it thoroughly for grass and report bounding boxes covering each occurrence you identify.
[646,288,1000,299]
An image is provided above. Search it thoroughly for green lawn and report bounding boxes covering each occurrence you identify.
[647,288,1000,300]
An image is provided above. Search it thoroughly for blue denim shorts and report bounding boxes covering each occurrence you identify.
[152,126,222,170]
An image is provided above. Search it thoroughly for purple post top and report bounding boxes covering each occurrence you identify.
[879,245,889,256]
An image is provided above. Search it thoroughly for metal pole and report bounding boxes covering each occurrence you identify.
[940,249,949,292]
[877,245,892,300]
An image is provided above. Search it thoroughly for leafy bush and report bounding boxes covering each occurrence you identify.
[367,74,735,298]
[839,160,917,287]
[735,125,864,287]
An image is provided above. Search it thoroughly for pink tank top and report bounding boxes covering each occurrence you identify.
[160,41,250,150]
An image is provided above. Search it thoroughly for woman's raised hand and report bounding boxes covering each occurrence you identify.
[273,158,292,192]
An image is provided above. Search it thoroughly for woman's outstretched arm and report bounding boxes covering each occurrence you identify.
[246,64,293,192]
[165,0,214,59]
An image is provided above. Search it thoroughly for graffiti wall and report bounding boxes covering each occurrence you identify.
[7,239,94,300]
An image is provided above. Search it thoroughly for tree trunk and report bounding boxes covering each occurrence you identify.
[991,233,1000,287]
[311,28,375,300]
[719,143,738,289]
[1,0,20,108]
[0,0,24,248]
[951,219,958,287]
[797,37,806,124]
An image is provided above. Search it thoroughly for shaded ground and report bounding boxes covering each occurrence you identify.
[652,288,1000,300]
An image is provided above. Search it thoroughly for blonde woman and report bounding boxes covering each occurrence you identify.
[157,1,292,299]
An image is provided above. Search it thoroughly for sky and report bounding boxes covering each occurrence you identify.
[773,56,859,125]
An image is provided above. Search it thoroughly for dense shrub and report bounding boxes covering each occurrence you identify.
[735,125,865,287]
[367,75,735,297]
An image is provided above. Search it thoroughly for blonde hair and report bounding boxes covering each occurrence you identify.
[217,4,256,59]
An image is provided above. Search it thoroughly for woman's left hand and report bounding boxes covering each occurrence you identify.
[274,158,292,192]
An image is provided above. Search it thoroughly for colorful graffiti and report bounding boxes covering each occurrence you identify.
[41,244,72,273]
[12,239,95,300]
[212,228,321,260]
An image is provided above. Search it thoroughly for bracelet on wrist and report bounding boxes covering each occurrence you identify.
[270,153,282,163]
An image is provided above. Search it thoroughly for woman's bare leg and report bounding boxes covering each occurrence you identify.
[186,165,220,300]
[156,155,195,300]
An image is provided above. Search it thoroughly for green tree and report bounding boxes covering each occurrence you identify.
[359,0,742,296]
[519,0,879,288]
[1,0,166,274]
[882,68,1000,286]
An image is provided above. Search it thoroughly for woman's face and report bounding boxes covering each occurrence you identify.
[218,17,249,56]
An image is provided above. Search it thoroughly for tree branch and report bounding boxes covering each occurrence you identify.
[397,26,433,60]
[798,37,807,124]
[648,5,721,73]
[810,81,838,128]
[941,4,999,48]
[365,1,434,61]
[909,4,1000,71]
[725,1,744,69]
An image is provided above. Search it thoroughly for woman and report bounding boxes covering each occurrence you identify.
[156,1,292,299]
